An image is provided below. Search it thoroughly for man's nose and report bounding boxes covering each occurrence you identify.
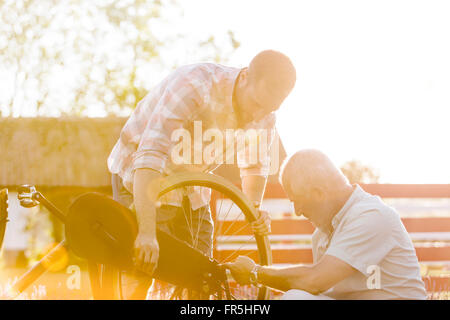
[295,207,308,218]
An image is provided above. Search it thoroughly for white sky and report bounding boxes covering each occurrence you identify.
[179,0,450,183]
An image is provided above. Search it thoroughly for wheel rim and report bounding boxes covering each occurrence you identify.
[0,189,8,252]
[91,172,272,300]
[150,172,272,300]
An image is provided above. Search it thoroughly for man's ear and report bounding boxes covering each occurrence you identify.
[238,68,249,87]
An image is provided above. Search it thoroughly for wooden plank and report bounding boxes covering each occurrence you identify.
[360,184,450,198]
[263,183,288,198]
[216,219,314,236]
[264,183,450,199]
[415,246,450,262]
[216,246,450,264]
[402,218,450,233]
[422,276,450,292]
[217,217,450,236]
[215,248,313,264]
[218,232,450,243]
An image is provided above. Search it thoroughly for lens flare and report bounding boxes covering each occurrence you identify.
[41,242,69,272]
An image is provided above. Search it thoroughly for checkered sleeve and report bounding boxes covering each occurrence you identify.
[131,81,201,174]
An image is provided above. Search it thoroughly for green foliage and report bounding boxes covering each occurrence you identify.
[0,0,239,117]
[340,160,380,184]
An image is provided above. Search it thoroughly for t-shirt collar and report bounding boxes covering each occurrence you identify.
[331,184,364,229]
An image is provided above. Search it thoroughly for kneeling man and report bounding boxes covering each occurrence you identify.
[225,149,427,300]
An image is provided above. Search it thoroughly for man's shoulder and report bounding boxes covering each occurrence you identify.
[174,62,236,79]
[345,186,398,220]
[166,63,238,95]
[344,192,399,230]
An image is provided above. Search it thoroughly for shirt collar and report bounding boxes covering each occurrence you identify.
[331,184,364,229]
[230,68,243,110]
[222,67,243,128]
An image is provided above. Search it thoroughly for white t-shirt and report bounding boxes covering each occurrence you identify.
[312,185,427,300]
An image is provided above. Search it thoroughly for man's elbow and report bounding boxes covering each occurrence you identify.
[288,272,330,296]
[134,168,162,198]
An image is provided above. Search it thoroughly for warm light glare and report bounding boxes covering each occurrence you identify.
[183,0,450,183]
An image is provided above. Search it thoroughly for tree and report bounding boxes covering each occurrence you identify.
[0,0,239,117]
[340,160,380,184]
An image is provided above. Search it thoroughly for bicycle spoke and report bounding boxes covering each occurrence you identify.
[217,284,238,300]
[180,195,195,245]
[221,197,235,222]
[213,196,235,240]
[141,173,271,300]
[183,189,195,245]
[219,235,256,263]
[193,206,208,250]
[189,198,193,245]
[219,211,245,238]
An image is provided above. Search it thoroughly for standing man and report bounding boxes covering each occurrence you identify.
[107,50,296,299]
[225,149,427,300]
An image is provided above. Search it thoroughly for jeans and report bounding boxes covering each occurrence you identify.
[111,173,214,299]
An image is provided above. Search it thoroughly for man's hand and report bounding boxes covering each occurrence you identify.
[223,256,256,285]
[251,210,271,236]
[134,232,159,275]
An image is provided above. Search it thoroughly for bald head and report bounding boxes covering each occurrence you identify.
[248,50,296,110]
[280,149,350,198]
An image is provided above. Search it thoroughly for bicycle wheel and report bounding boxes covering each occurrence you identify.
[0,189,8,252]
[88,262,122,300]
[90,172,272,300]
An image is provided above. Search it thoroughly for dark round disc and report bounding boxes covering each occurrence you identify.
[65,192,137,268]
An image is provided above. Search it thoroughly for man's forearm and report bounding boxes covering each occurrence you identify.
[241,175,267,206]
[133,168,162,235]
[257,265,321,294]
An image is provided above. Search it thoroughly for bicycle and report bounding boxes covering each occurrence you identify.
[0,172,272,300]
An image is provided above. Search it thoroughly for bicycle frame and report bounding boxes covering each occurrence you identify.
[6,186,68,298]
[7,185,231,299]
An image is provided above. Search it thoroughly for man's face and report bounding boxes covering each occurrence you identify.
[236,70,282,125]
[288,188,331,231]
[240,81,274,124]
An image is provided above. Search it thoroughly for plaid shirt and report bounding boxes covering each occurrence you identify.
[108,63,276,210]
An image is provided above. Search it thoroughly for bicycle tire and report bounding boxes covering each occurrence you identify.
[91,172,272,300]
[0,189,8,252]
